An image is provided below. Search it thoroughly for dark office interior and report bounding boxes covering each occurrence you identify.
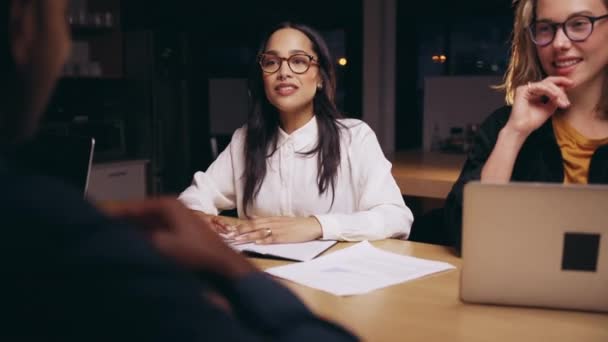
[42,0,513,198]
[5,0,608,338]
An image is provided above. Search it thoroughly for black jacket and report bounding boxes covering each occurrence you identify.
[444,106,608,252]
[1,157,357,341]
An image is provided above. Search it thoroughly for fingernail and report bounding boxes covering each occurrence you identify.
[235,235,246,241]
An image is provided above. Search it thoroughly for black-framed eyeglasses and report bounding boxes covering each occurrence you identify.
[258,53,318,74]
[528,14,608,47]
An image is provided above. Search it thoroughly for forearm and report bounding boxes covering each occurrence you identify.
[179,168,237,215]
[481,126,528,183]
[316,205,412,241]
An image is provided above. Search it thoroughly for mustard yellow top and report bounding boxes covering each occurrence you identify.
[552,115,608,184]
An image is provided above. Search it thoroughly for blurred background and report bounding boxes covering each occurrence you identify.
[43,0,514,229]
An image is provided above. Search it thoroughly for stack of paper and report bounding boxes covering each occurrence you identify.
[266,241,455,296]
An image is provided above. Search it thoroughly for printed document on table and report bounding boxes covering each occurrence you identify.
[265,240,456,296]
[231,240,337,262]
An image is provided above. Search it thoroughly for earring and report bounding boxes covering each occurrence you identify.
[317,83,323,89]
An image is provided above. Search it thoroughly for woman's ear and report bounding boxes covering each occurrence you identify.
[10,0,36,67]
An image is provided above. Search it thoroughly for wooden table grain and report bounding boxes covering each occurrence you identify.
[251,240,608,342]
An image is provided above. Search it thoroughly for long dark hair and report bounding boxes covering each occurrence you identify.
[243,22,345,216]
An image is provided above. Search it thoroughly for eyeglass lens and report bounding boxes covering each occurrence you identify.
[260,54,312,74]
[531,16,593,45]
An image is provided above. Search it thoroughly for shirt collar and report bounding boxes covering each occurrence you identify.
[276,115,318,151]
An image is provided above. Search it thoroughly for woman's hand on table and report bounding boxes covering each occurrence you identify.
[213,216,323,245]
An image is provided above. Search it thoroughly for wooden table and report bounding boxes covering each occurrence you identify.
[390,150,466,199]
[251,240,608,342]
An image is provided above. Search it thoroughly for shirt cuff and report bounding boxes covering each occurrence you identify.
[177,196,219,215]
[314,214,341,240]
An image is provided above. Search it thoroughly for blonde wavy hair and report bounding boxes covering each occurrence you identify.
[497,0,608,116]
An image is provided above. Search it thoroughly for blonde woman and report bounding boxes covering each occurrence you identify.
[445,0,608,251]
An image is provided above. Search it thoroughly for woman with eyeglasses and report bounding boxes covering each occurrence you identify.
[180,22,412,244]
[445,0,608,251]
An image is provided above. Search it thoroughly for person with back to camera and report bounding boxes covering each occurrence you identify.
[445,0,608,252]
[0,1,358,340]
[180,22,413,245]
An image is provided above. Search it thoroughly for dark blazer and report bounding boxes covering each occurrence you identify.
[444,106,608,253]
[0,158,357,341]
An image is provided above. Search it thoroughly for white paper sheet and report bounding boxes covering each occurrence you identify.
[265,241,456,296]
[231,240,337,262]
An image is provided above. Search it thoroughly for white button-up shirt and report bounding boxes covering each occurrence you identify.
[179,116,413,241]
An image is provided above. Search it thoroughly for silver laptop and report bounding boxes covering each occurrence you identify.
[80,136,95,197]
[460,181,608,312]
